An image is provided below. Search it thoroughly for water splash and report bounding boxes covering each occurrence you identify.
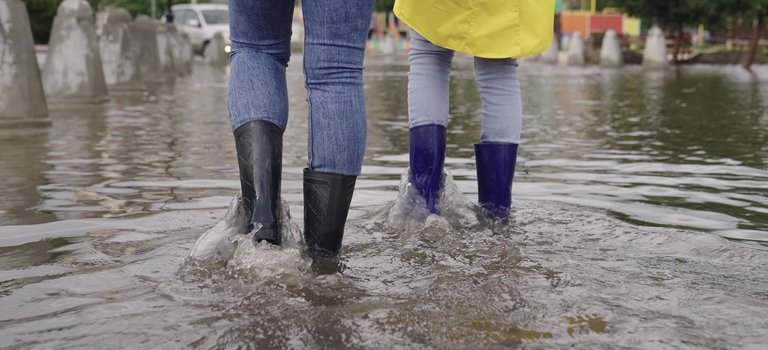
[386,168,480,231]
[189,194,311,277]
[188,194,243,263]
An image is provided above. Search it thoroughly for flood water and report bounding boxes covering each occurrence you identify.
[1,56,767,349]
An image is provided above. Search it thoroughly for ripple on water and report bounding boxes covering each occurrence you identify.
[174,172,768,348]
[2,173,768,348]
[2,61,768,349]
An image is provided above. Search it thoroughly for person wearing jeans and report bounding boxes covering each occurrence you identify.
[395,0,555,218]
[227,0,374,257]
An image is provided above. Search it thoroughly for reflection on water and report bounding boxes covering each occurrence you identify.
[1,57,767,348]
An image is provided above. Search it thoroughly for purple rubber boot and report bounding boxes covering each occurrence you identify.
[475,142,518,218]
[409,124,447,214]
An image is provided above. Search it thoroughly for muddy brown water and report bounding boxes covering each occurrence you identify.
[1,56,767,349]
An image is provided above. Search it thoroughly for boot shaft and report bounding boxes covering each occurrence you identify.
[234,120,284,244]
[303,168,357,257]
[409,124,447,214]
[475,142,518,218]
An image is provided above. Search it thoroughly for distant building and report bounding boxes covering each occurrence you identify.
[560,10,640,37]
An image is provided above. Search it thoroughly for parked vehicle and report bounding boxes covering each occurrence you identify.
[170,4,230,56]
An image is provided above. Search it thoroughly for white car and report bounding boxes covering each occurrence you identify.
[171,4,230,56]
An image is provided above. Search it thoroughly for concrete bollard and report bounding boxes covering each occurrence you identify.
[178,31,194,75]
[42,0,108,103]
[95,10,108,37]
[98,8,140,86]
[133,15,163,82]
[520,53,539,64]
[567,31,586,66]
[156,23,176,78]
[0,0,49,121]
[600,30,623,68]
[381,35,394,54]
[167,25,190,77]
[204,32,228,66]
[539,38,559,65]
[643,25,668,69]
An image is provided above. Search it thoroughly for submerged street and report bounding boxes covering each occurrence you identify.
[1,56,767,349]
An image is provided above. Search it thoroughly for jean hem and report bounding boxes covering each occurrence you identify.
[231,117,286,133]
[409,120,449,129]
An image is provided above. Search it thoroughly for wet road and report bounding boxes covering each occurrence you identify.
[1,56,767,349]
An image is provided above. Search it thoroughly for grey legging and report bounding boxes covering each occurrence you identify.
[407,30,523,144]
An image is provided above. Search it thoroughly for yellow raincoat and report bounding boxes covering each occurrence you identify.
[394,0,555,59]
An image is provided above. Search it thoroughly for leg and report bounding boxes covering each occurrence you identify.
[227,0,295,243]
[301,0,374,258]
[227,0,295,131]
[407,30,454,214]
[302,0,374,176]
[473,57,522,218]
[408,30,454,129]
[475,57,522,143]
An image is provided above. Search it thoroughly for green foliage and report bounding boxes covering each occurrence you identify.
[610,0,698,30]
[26,0,59,44]
[105,0,207,20]
[26,0,100,43]
[25,0,206,44]
[597,0,613,10]
[374,0,394,13]
[564,0,616,11]
[611,0,768,31]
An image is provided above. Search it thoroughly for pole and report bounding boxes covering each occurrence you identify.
[166,0,174,23]
[591,0,597,13]
[745,14,763,70]
[151,0,156,19]
[697,24,704,48]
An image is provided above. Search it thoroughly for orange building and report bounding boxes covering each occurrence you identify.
[560,11,640,37]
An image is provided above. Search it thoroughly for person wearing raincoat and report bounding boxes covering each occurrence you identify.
[394,0,555,218]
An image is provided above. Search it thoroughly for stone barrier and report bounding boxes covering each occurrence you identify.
[156,23,176,78]
[539,39,560,64]
[567,32,586,66]
[177,31,194,75]
[133,15,163,82]
[167,25,191,77]
[204,32,229,66]
[643,25,668,69]
[42,0,108,103]
[539,39,559,65]
[599,30,623,68]
[0,0,49,121]
[98,8,140,86]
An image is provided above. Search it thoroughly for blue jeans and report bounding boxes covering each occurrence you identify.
[408,31,523,144]
[227,0,374,176]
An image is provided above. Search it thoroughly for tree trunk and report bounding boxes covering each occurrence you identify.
[744,13,764,70]
[727,16,736,51]
[385,11,390,34]
[673,25,684,64]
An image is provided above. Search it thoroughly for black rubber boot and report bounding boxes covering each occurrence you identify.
[303,168,357,258]
[234,120,283,245]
